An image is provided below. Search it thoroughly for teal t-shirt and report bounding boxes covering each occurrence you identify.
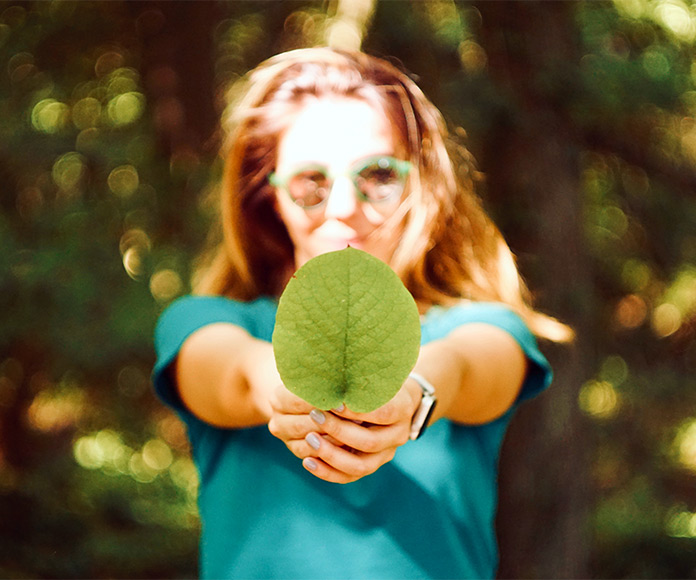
[153,296,552,579]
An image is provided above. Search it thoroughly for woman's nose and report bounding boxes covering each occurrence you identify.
[323,176,358,219]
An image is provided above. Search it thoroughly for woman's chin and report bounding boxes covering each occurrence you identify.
[295,241,399,271]
[319,238,362,254]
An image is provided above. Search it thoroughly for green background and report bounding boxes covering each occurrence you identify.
[1,1,695,577]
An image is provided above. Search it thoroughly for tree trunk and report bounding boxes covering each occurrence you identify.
[475,3,595,578]
[126,1,223,253]
[129,1,222,159]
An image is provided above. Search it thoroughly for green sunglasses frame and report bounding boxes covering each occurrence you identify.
[268,155,412,209]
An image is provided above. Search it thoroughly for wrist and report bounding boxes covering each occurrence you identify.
[241,338,277,421]
[405,375,424,414]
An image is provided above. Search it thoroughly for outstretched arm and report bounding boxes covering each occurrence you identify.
[419,322,528,425]
[173,322,279,428]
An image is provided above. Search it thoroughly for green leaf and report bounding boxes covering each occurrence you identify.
[272,247,421,413]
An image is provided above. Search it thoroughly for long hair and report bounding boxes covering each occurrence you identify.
[194,47,572,342]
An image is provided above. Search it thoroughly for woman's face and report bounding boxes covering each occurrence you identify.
[273,97,406,269]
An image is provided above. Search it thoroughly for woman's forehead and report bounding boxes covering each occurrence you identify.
[275,97,396,169]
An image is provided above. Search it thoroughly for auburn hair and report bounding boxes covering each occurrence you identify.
[194,47,572,342]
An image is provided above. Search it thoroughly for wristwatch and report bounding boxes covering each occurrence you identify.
[408,372,437,440]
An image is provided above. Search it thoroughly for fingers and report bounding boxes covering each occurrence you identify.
[267,411,316,441]
[267,384,315,444]
[288,410,406,484]
[269,386,410,452]
[297,436,396,484]
[307,409,410,453]
[269,406,406,458]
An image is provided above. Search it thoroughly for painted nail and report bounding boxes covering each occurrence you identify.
[309,409,326,424]
[305,433,321,450]
[333,403,345,412]
[304,458,318,471]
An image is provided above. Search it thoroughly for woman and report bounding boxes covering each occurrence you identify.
[153,47,571,579]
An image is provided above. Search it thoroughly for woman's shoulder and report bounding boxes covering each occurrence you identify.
[159,294,277,317]
[155,294,278,347]
[422,300,527,336]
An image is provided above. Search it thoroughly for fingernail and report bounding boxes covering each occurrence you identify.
[309,409,325,424]
[304,458,318,471]
[305,433,321,450]
[333,403,345,412]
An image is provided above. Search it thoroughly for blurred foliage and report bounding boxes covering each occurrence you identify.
[1,0,696,578]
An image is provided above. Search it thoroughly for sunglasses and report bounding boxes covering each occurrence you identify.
[269,155,411,210]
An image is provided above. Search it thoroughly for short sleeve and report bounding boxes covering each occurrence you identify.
[421,302,552,403]
[152,295,277,414]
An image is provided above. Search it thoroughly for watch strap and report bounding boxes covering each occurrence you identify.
[408,372,437,440]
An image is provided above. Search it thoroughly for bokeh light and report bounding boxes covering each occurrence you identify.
[106,66,139,96]
[31,98,70,134]
[643,47,672,80]
[9,51,35,84]
[662,266,696,318]
[326,19,362,50]
[27,386,86,432]
[600,205,629,237]
[120,228,151,280]
[579,380,622,419]
[122,247,146,280]
[459,40,487,74]
[142,439,173,472]
[325,0,374,50]
[119,228,151,255]
[107,91,145,126]
[94,50,125,78]
[599,355,629,386]
[665,507,696,538]
[150,269,183,303]
[614,294,648,329]
[672,418,696,471]
[129,450,158,483]
[108,165,140,197]
[424,0,464,47]
[52,152,86,195]
[72,97,102,130]
[74,429,131,472]
[169,456,199,497]
[613,0,646,19]
[652,302,682,337]
[73,428,198,499]
[75,127,101,153]
[653,0,696,42]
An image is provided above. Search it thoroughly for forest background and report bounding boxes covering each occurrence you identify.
[1,0,696,578]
